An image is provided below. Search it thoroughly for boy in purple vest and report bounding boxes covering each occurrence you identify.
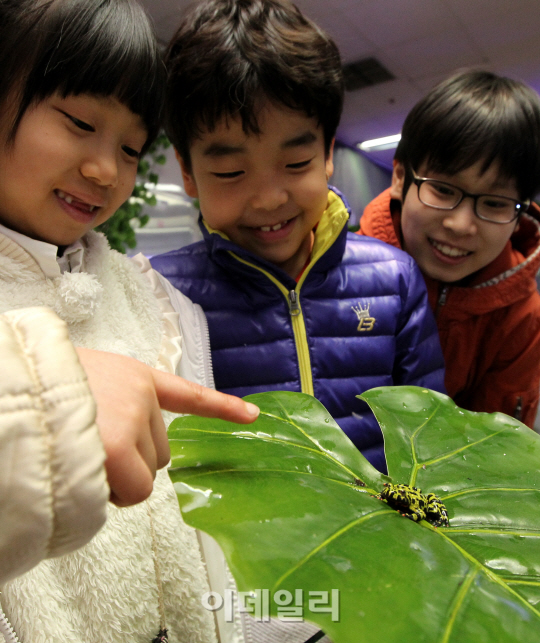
[151,0,445,473]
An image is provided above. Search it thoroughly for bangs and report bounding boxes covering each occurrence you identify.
[164,0,343,168]
[12,0,164,149]
[420,97,539,191]
[397,71,540,200]
[188,68,323,140]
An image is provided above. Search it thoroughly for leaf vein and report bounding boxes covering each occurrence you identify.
[436,529,540,619]
[409,401,442,486]
[440,568,478,643]
[506,580,540,587]
[442,487,540,500]
[443,528,540,537]
[272,509,392,591]
[173,467,377,494]
[421,429,506,468]
[174,419,362,481]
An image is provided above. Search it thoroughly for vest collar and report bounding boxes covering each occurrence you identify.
[199,188,351,285]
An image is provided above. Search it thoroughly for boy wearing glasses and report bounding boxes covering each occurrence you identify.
[360,70,540,426]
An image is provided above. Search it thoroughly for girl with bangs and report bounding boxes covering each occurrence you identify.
[0,1,258,641]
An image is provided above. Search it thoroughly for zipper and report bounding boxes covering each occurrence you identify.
[288,290,301,316]
[287,288,314,395]
[146,502,168,641]
[435,285,448,318]
[0,600,21,643]
[228,252,314,395]
[514,396,523,422]
[223,190,347,398]
[197,304,215,389]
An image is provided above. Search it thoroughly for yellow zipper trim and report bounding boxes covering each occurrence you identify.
[204,190,349,396]
[228,251,315,395]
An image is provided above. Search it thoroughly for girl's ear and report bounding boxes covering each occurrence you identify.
[390,160,405,201]
[175,149,199,199]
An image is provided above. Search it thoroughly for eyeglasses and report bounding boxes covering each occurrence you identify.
[412,174,529,224]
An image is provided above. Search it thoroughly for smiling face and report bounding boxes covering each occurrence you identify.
[0,93,147,247]
[179,101,334,279]
[392,160,520,283]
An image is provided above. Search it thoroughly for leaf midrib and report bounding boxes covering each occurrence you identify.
[173,410,365,484]
[173,466,376,494]
[409,401,442,484]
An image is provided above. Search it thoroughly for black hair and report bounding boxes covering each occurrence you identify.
[0,0,165,153]
[165,0,344,171]
[395,70,540,201]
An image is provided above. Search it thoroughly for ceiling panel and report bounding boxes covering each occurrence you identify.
[340,80,421,127]
[443,0,536,22]
[383,30,483,79]
[140,0,540,167]
[329,0,463,51]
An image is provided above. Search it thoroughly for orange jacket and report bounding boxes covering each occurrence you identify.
[360,188,540,426]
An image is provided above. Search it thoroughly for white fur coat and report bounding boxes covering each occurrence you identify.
[0,231,217,643]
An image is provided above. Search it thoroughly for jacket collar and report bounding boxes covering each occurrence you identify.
[198,188,351,286]
[362,188,540,313]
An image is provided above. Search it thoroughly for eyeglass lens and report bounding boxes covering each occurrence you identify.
[419,180,519,223]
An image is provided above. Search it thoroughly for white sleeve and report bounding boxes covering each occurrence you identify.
[153,270,215,388]
[131,253,215,389]
[0,307,108,585]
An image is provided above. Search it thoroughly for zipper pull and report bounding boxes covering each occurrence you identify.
[514,396,523,422]
[438,286,448,307]
[435,285,448,318]
[288,290,301,316]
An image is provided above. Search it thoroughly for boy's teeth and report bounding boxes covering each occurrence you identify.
[259,222,284,232]
[431,239,470,257]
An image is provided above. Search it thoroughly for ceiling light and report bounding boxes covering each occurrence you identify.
[358,134,401,151]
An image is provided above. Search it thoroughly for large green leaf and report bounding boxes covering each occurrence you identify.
[168,387,540,642]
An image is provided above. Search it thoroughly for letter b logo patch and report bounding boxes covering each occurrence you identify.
[351,303,376,332]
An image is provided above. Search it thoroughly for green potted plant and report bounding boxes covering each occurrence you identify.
[96,133,170,253]
[168,386,540,642]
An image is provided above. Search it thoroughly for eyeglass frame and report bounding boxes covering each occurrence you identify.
[411,173,530,224]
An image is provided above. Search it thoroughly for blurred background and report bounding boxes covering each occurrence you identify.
[128,0,540,256]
